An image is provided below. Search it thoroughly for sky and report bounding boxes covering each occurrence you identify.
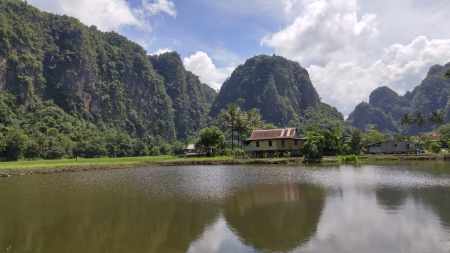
[26,0,450,117]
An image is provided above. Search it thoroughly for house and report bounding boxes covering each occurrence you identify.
[365,142,382,154]
[243,128,306,157]
[380,140,416,154]
[184,144,205,157]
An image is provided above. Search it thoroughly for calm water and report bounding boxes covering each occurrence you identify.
[1,162,450,253]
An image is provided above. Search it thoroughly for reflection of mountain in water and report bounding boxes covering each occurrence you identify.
[376,187,408,211]
[224,184,325,252]
[0,192,220,253]
[418,187,450,229]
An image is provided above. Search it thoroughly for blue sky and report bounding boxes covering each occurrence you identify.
[26,0,450,116]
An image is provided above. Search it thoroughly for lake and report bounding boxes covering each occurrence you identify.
[1,162,449,253]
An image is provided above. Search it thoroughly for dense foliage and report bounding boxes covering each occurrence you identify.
[0,0,216,160]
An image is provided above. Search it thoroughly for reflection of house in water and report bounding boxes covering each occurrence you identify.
[223,184,325,252]
[243,128,307,158]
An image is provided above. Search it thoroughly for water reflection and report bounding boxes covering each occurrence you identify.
[224,184,325,252]
[375,187,408,211]
[0,163,449,252]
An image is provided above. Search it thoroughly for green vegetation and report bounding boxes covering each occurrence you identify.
[217,103,263,149]
[209,55,351,132]
[0,0,217,161]
[340,154,359,162]
[302,133,325,162]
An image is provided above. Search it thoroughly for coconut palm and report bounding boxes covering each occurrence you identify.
[429,110,444,135]
[400,112,414,131]
[413,112,427,135]
[218,103,240,150]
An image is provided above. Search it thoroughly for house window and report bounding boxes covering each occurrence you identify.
[256,141,260,147]
[407,144,410,149]
[269,140,272,147]
[394,144,397,147]
[294,140,298,145]
[281,139,285,147]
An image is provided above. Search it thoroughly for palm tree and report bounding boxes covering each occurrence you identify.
[218,103,240,150]
[245,108,262,131]
[429,110,444,135]
[400,112,414,131]
[413,112,427,136]
[234,111,246,149]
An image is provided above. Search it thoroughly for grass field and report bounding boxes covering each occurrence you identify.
[0,156,234,171]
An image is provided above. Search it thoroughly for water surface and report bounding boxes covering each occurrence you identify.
[1,162,449,252]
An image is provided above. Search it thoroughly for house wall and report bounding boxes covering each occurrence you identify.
[381,141,416,153]
[369,146,382,153]
[250,139,302,152]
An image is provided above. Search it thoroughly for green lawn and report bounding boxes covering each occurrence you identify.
[0,156,233,171]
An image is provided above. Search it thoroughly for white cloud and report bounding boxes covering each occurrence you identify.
[260,0,450,117]
[142,0,177,17]
[150,48,173,55]
[261,0,379,65]
[183,51,235,90]
[27,0,176,31]
[308,37,450,116]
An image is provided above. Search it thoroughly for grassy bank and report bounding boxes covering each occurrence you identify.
[0,156,233,171]
[1,154,449,177]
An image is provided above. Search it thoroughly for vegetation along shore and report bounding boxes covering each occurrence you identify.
[1,154,449,177]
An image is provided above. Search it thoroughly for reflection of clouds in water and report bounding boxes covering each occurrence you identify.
[297,188,450,252]
[303,165,450,190]
[187,216,256,253]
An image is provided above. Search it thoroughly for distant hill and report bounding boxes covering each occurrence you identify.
[346,63,450,135]
[209,55,350,132]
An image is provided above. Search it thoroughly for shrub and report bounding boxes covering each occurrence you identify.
[340,154,359,162]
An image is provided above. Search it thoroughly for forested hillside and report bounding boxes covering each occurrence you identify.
[0,0,215,160]
[209,55,350,132]
[149,52,215,140]
[347,63,450,135]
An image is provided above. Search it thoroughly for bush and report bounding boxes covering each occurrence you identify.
[429,141,441,154]
[233,148,244,158]
[340,154,359,162]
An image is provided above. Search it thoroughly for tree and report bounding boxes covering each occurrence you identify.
[400,113,414,132]
[170,141,185,156]
[429,110,444,135]
[445,69,450,79]
[196,126,226,157]
[302,132,325,162]
[218,103,240,150]
[1,128,28,161]
[349,129,363,155]
[413,112,427,135]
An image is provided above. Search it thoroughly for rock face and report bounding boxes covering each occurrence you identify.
[209,55,345,130]
[346,63,450,135]
[149,52,216,140]
[0,0,216,141]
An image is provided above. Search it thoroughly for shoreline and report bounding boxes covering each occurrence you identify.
[1,154,449,177]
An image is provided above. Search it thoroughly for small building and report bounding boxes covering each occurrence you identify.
[380,140,416,154]
[366,142,382,154]
[184,144,205,157]
[244,128,306,157]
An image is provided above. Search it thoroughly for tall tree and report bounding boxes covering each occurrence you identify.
[196,126,226,157]
[413,112,427,135]
[218,103,240,150]
[429,110,445,135]
[400,113,414,132]
[445,69,450,79]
